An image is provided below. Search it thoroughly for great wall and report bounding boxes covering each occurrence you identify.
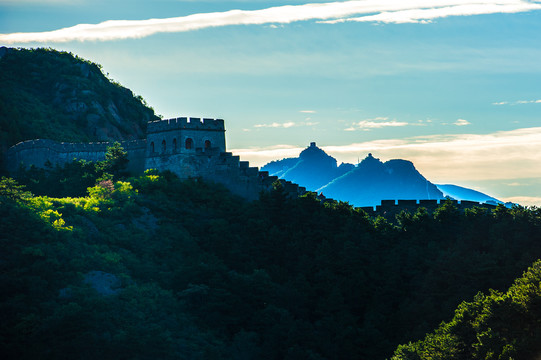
[6,116,497,213]
[6,116,306,200]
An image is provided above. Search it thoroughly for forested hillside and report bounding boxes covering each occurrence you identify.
[393,260,541,359]
[2,159,541,359]
[0,47,159,171]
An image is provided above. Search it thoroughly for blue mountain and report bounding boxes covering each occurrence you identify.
[261,142,354,191]
[261,144,505,208]
[317,153,444,206]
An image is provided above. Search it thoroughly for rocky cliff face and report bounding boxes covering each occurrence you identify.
[0,47,159,172]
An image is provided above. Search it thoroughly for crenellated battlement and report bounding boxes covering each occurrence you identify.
[359,198,497,219]
[8,139,146,154]
[147,117,225,134]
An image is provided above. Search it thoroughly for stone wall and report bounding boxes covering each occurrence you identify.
[145,148,305,200]
[6,139,147,175]
[360,198,497,218]
[4,116,306,201]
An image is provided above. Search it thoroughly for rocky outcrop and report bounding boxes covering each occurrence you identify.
[0,47,159,172]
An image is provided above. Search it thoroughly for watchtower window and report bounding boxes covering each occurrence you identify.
[161,140,166,153]
[185,138,193,150]
[173,138,177,152]
[150,142,155,153]
[204,140,211,149]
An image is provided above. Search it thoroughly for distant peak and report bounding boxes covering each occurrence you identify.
[362,153,380,162]
[299,142,337,164]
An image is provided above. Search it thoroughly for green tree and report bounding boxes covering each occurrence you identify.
[0,177,31,202]
[98,142,129,179]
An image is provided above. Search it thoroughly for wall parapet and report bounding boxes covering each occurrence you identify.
[8,138,146,154]
[361,198,498,217]
[147,117,225,134]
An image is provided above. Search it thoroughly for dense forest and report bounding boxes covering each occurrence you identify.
[2,150,541,359]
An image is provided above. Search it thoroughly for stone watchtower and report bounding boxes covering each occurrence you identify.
[144,117,226,178]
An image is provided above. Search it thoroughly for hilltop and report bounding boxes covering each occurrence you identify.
[0,47,159,171]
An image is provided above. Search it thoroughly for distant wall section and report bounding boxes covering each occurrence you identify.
[6,139,147,174]
[359,199,497,218]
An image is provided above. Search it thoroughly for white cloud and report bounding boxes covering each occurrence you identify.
[254,121,318,128]
[501,196,541,207]
[300,110,316,113]
[0,0,78,3]
[322,1,541,24]
[2,0,541,43]
[454,118,471,126]
[345,117,408,131]
[254,122,296,128]
[232,144,305,165]
[494,99,541,105]
[232,127,541,185]
[324,127,541,183]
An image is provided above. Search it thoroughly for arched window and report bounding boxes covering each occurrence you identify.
[150,142,155,153]
[185,138,193,150]
[173,138,177,152]
[161,140,166,153]
[204,140,211,149]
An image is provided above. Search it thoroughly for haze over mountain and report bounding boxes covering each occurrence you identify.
[261,144,506,207]
[319,154,444,207]
[261,142,354,191]
[436,184,502,205]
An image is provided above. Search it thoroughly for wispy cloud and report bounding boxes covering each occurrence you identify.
[0,0,78,4]
[454,118,471,126]
[322,0,541,24]
[232,127,541,185]
[345,117,408,131]
[2,0,541,43]
[501,196,541,207]
[253,121,318,128]
[231,144,305,164]
[493,99,541,105]
[254,122,296,128]
[299,110,317,113]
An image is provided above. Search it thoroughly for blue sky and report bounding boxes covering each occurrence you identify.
[2,0,541,205]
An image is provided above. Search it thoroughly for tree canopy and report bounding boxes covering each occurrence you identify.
[1,169,541,359]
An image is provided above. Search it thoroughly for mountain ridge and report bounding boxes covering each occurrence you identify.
[262,144,502,207]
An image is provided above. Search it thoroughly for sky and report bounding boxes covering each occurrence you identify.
[1,0,541,205]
